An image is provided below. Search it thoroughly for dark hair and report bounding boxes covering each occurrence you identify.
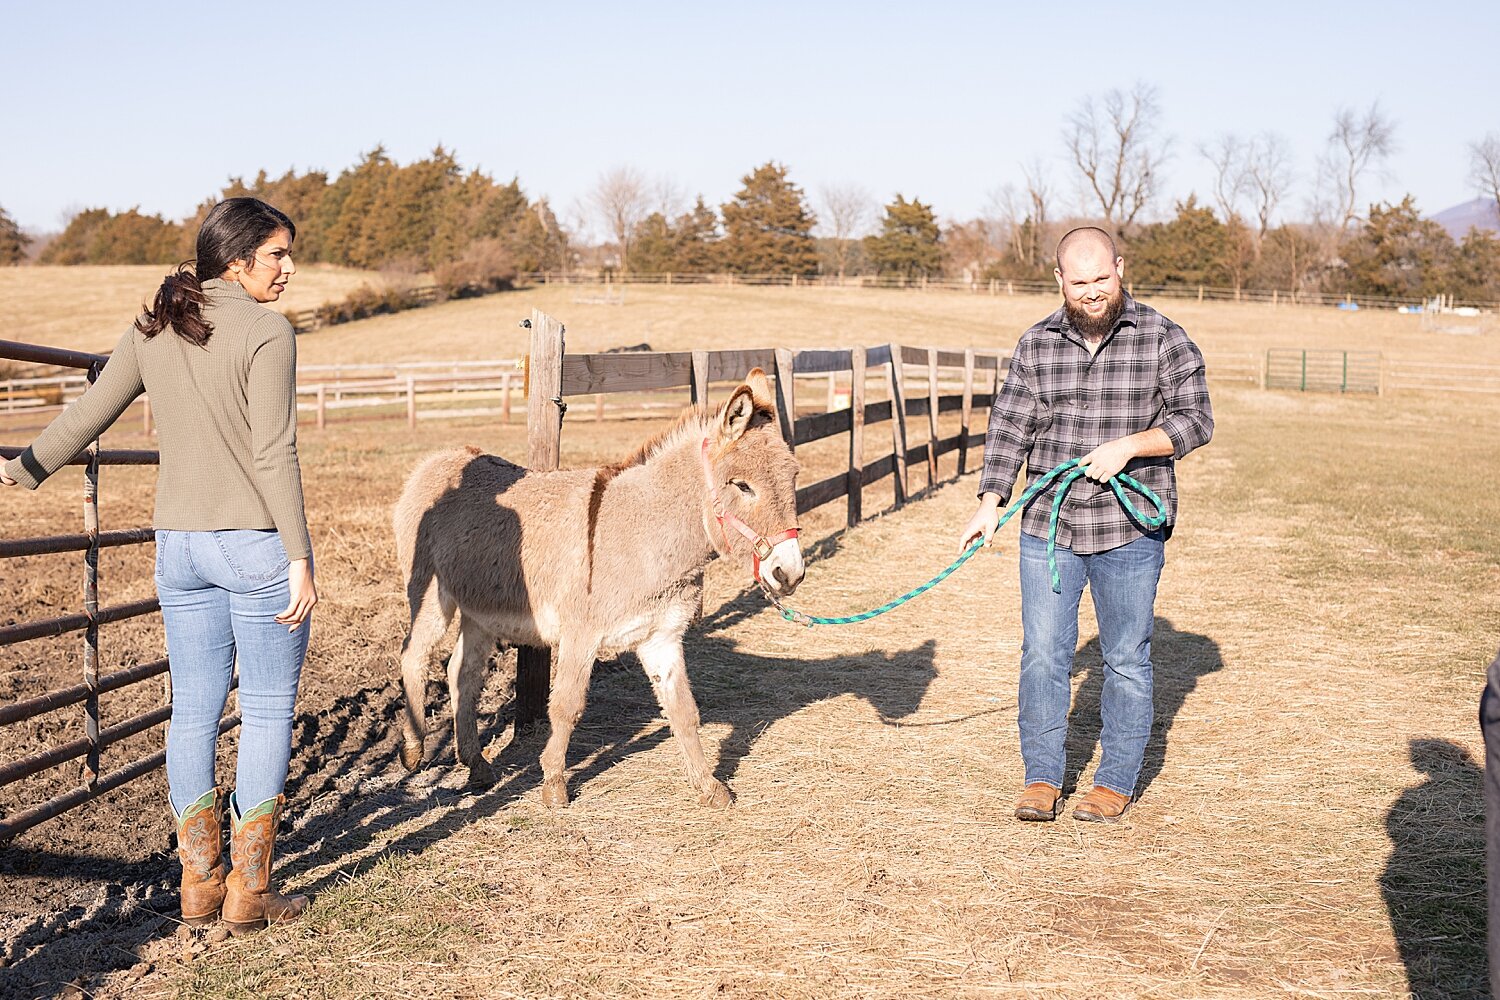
[136,198,295,345]
[1054,226,1118,272]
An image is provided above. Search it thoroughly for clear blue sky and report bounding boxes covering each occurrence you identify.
[4,1,1495,235]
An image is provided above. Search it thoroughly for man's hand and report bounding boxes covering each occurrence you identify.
[1078,437,1137,482]
[958,494,1003,554]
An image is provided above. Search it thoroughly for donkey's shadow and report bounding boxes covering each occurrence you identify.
[269,587,939,903]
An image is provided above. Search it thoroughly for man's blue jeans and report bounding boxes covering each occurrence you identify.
[1017,528,1164,797]
[155,529,309,814]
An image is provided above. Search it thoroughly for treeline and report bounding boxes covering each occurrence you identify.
[16,146,567,295]
[7,138,1500,305]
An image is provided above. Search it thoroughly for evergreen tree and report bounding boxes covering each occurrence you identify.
[1339,195,1456,299]
[40,207,182,264]
[672,197,721,273]
[864,194,943,279]
[1450,228,1500,302]
[720,162,818,276]
[627,212,677,274]
[0,204,30,264]
[1127,196,1232,287]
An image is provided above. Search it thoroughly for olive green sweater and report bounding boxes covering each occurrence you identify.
[4,279,313,560]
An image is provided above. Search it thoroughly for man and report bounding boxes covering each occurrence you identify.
[959,227,1213,823]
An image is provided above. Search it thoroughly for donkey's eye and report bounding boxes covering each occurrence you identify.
[732,479,755,497]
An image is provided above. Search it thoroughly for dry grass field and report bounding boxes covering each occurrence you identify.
[0,278,1495,998]
[0,264,382,356]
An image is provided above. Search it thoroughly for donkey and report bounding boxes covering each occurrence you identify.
[392,368,804,808]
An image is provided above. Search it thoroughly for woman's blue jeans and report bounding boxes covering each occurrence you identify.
[1017,529,1164,797]
[155,529,308,815]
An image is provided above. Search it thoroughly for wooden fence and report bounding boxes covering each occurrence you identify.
[520,271,1500,314]
[509,309,1005,727]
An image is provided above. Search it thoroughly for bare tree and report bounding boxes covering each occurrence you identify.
[589,166,651,272]
[1470,133,1500,218]
[1244,132,1294,240]
[1062,83,1170,231]
[1018,158,1054,268]
[1199,133,1249,224]
[1318,103,1396,230]
[817,183,875,281]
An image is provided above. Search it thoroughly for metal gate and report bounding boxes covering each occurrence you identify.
[0,338,238,841]
[1264,349,1382,394]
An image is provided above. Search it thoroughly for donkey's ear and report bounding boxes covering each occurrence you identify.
[719,384,757,442]
[743,367,776,414]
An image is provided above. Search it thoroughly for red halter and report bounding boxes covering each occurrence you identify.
[700,437,799,582]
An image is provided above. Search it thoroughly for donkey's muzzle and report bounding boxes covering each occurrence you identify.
[759,537,805,597]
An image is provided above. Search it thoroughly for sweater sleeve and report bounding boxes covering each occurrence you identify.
[3,328,144,488]
[246,314,313,560]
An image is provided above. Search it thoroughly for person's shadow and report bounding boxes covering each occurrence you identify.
[1380,738,1487,999]
[1061,616,1222,797]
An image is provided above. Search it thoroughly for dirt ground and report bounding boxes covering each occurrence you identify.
[1,376,1494,998]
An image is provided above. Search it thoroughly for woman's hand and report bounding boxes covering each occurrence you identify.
[0,471,15,487]
[275,558,318,632]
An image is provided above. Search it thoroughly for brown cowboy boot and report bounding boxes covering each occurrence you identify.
[1013,782,1062,822]
[1072,785,1132,823]
[172,787,227,926]
[221,793,308,936]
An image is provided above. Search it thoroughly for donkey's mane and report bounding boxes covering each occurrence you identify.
[584,404,714,591]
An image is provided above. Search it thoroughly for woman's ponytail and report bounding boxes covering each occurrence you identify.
[136,263,212,345]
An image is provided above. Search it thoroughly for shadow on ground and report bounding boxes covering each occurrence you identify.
[1060,616,1223,798]
[1380,737,1487,999]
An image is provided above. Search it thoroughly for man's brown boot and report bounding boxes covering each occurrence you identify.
[172,788,227,926]
[1072,785,1132,823]
[222,793,308,936]
[1013,782,1062,821]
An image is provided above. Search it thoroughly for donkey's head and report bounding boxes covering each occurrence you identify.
[702,368,804,597]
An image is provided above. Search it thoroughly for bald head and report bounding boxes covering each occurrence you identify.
[1055,227,1119,273]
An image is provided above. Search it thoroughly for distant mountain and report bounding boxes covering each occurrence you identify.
[1430,197,1500,240]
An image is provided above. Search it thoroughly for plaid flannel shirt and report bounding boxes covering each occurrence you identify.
[979,295,1214,554]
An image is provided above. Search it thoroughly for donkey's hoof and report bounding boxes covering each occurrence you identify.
[466,757,496,789]
[400,740,423,772]
[540,778,570,808]
[698,780,733,809]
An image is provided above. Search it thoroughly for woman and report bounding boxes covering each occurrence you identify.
[2,197,318,935]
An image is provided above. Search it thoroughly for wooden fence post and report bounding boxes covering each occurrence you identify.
[501,372,512,424]
[691,350,709,409]
[518,309,566,730]
[316,385,326,430]
[887,344,908,509]
[774,348,796,451]
[847,346,865,527]
[406,376,416,428]
[925,348,940,492]
[142,397,153,436]
[958,348,975,475]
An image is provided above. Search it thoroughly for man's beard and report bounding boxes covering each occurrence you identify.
[1064,288,1125,339]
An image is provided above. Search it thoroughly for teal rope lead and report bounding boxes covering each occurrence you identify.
[772,458,1167,627]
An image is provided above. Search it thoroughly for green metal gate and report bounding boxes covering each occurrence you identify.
[1264,349,1381,394]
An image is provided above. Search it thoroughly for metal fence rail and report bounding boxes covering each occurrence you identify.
[0,338,233,841]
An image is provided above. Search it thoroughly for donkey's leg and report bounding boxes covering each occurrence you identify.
[399,578,457,771]
[448,615,496,787]
[637,632,731,808]
[538,636,598,808]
